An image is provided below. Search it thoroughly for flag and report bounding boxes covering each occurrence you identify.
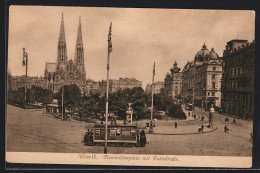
[108,22,112,53]
[153,61,155,76]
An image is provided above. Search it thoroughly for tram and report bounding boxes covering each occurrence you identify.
[185,103,193,111]
[83,124,147,147]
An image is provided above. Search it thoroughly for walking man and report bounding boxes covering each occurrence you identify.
[224,125,229,132]
[201,115,204,122]
[225,117,229,124]
[201,124,204,132]
[233,118,236,124]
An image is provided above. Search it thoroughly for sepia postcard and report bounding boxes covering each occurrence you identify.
[6,5,255,168]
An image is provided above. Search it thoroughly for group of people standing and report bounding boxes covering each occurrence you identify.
[188,111,205,122]
[224,117,236,132]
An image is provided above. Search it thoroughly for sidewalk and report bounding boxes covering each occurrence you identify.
[194,107,253,141]
[150,123,217,135]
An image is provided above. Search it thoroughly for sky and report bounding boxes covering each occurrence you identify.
[8,6,255,89]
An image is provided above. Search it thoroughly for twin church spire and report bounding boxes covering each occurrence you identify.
[57,13,84,67]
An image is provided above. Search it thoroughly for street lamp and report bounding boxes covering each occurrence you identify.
[192,81,200,116]
[22,48,28,105]
[149,62,155,133]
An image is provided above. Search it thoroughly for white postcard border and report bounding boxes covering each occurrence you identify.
[6,152,252,168]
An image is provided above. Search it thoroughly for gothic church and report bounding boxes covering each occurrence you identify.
[44,14,86,93]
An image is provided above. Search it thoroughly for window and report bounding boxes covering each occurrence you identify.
[212,82,216,89]
[213,67,216,71]
[234,69,237,76]
[130,130,136,137]
[110,129,116,136]
[212,92,215,96]
[95,129,100,136]
[116,129,121,136]
[208,92,210,96]
[238,68,241,75]
[212,74,216,80]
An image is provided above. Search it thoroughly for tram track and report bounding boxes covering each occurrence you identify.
[7,123,94,153]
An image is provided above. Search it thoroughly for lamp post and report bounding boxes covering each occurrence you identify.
[62,85,64,120]
[192,81,200,116]
[104,22,112,154]
[149,62,155,133]
[22,48,28,105]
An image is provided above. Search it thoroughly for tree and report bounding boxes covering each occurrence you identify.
[168,103,186,119]
[57,84,81,112]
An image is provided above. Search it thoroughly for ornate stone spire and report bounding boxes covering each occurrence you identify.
[57,13,68,73]
[75,16,84,66]
[76,16,83,47]
[58,13,66,43]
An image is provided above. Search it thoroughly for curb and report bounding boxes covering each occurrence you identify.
[148,126,218,135]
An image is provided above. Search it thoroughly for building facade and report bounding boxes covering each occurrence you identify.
[85,79,100,95]
[145,81,164,94]
[164,61,182,98]
[44,14,86,93]
[221,39,254,119]
[99,78,142,95]
[182,44,222,108]
[9,75,45,91]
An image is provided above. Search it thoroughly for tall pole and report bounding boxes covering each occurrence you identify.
[149,62,155,133]
[105,22,112,154]
[192,86,195,116]
[22,48,28,106]
[62,86,64,119]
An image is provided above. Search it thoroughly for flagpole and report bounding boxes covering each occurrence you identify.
[62,85,64,120]
[104,22,112,154]
[149,62,155,133]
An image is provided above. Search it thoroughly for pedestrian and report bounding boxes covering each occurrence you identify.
[175,121,177,128]
[224,125,229,132]
[201,124,204,132]
[194,114,196,119]
[201,115,204,122]
[198,125,201,132]
[225,117,229,124]
[233,118,236,124]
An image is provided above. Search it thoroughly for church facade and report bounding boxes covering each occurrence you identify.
[44,14,86,93]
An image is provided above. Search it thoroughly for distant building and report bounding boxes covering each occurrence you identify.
[9,75,45,91]
[7,70,12,92]
[182,43,222,108]
[118,78,142,90]
[221,39,254,119]
[145,81,164,94]
[86,79,100,95]
[164,61,182,98]
[99,78,142,95]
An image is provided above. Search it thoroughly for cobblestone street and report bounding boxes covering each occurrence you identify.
[6,105,252,156]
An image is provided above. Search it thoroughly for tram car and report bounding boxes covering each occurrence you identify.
[83,124,147,147]
[185,103,193,111]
